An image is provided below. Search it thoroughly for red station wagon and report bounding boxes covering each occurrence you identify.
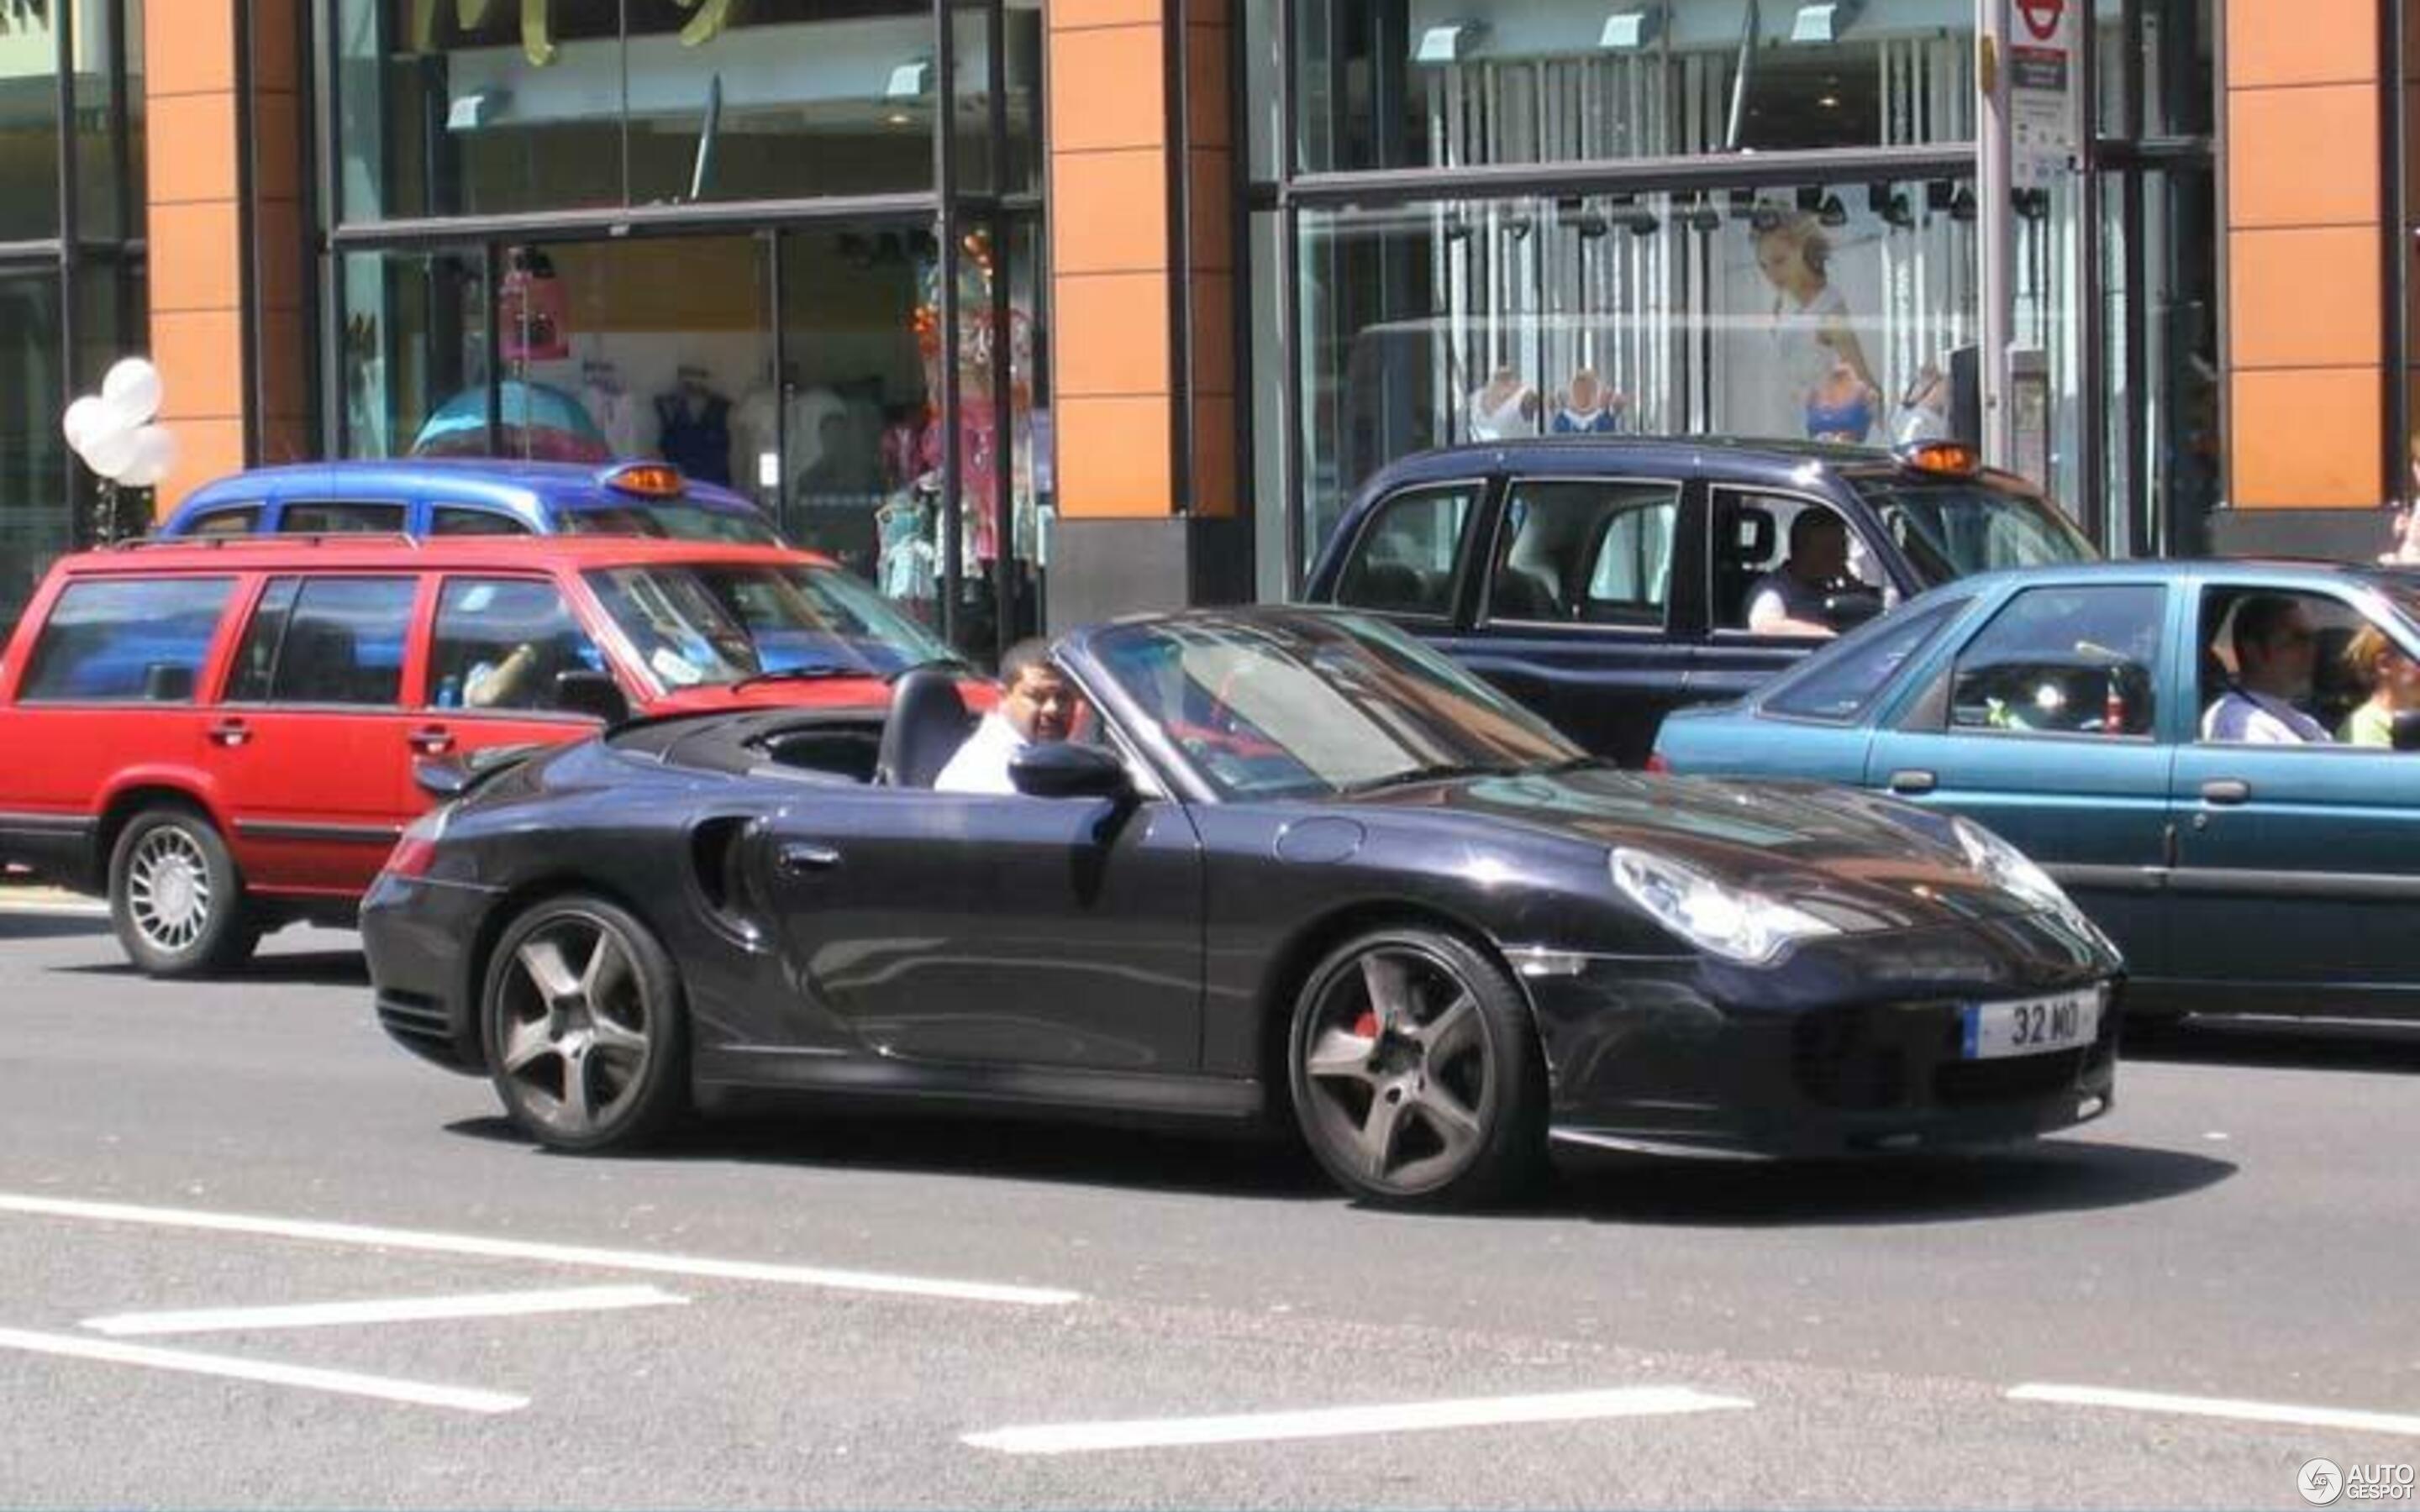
[0,535,964,976]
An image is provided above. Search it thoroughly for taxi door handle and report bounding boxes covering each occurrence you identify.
[408,725,455,755]
[2200,779,2250,806]
[1886,769,1937,795]
[207,718,250,748]
[776,842,843,877]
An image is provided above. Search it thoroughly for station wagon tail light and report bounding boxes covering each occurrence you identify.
[601,462,687,499]
[1898,440,1981,477]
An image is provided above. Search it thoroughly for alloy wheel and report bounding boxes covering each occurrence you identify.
[1299,945,1497,1194]
[126,826,213,953]
[492,912,659,1139]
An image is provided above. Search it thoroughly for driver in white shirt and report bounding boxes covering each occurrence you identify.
[2202,595,2332,744]
[935,639,1079,794]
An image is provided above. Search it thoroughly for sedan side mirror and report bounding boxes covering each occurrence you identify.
[2394,710,2420,753]
[1010,742,1133,800]
[1825,586,1887,630]
[553,668,630,725]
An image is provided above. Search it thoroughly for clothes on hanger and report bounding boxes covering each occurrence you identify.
[1467,367,1539,442]
[580,357,644,459]
[876,485,938,605]
[656,366,734,484]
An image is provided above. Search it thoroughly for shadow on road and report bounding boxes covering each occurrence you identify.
[57,948,369,987]
[2123,1015,2420,1074]
[1544,1138,2235,1227]
[0,912,108,940]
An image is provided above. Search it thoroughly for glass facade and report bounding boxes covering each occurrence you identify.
[325,0,1050,663]
[0,0,145,624]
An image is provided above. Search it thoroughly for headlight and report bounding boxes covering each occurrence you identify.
[1610,848,1839,966]
[1949,816,2067,912]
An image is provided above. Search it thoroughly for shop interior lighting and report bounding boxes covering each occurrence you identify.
[886,58,932,99]
[1949,185,1978,222]
[1789,0,1859,43]
[1818,193,1849,228]
[1870,181,1915,228]
[1685,197,1723,234]
[1598,5,1660,50]
[1415,21,1486,63]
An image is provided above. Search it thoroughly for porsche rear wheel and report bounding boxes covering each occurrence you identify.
[1289,928,1546,1208]
[481,895,687,1152]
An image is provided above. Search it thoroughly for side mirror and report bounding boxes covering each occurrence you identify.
[1009,742,1133,801]
[2394,710,2420,753]
[413,756,472,801]
[553,668,630,724]
[1825,586,1887,630]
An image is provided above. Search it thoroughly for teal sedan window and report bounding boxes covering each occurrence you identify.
[1763,597,1968,722]
[1949,584,2165,738]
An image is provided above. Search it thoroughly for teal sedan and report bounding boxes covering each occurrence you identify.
[1652,560,2420,1021]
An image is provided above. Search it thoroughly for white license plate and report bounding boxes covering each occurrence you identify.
[1960,987,2103,1060]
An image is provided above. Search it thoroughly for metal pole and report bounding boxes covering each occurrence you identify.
[57,0,84,543]
[936,0,963,654]
[1976,0,2012,468]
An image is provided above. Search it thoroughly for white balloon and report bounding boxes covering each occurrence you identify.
[101,358,164,424]
[60,395,108,450]
[79,420,141,480]
[118,425,181,489]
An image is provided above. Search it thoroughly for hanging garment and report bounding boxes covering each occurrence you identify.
[1551,406,1622,435]
[657,390,734,484]
[1467,382,1538,442]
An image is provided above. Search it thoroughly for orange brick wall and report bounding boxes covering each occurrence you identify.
[2224,0,2389,507]
[145,0,247,515]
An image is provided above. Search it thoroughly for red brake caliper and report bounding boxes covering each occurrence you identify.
[1352,1010,1379,1041]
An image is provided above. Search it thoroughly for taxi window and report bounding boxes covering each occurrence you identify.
[430,507,530,537]
[186,507,260,537]
[281,501,406,535]
[18,578,235,703]
[1334,485,1477,619]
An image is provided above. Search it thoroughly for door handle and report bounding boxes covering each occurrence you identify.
[776,841,843,877]
[2199,778,2250,806]
[408,725,455,755]
[1886,769,1937,795]
[207,718,250,748]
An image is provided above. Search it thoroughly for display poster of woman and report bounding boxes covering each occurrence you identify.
[1749,213,1881,444]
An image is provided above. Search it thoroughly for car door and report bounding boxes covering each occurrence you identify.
[1321,476,1492,639]
[753,771,1207,1074]
[1689,486,1897,709]
[2165,579,2420,1006]
[1434,475,1691,765]
[209,573,426,894]
[1862,579,2177,979]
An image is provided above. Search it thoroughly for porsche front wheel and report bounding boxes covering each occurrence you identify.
[481,895,688,1153]
[1288,928,1545,1207]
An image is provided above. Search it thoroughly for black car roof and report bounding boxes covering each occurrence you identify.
[1358,435,1928,491]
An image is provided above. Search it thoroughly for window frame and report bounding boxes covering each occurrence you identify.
[1703,486,1893,644]
[224,573,423,711]
[425,572,610,721]
[1476,475,1683,635]
[1933,580,2171,746]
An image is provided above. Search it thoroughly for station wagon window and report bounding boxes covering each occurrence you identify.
[1763,597,1968,723]
[1485,481,1676,628]
[229,576,417,706]
[429,507,530,538]
[18,579,235,703]
[185,507,260,537]
[1947,585,2164,738]
[429,578,605,712]
[1334,485,1477,619]
[280,501,407,535]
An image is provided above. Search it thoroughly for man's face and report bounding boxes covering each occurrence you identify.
[2245,610,2319,697]
[1002,664,1076,743]
[1794,519,1850,581]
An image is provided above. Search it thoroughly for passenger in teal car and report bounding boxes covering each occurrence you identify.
[2338,624,2420,748]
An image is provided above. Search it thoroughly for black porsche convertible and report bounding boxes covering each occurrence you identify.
[364,608,2122,1206]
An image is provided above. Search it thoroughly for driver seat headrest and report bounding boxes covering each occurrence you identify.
[876,668,974,788]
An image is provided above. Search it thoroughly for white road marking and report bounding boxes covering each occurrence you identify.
[0,1326,526,1414]
[82,1283,687,1337]
[0,900,108,917]
[2010,1383,2420,1438]
[962,1385,1755,1455]
[0,1191,1081,1308]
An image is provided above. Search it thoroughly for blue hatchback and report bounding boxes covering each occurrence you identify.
[156,459,782,545]
[1652,559,2420,1021]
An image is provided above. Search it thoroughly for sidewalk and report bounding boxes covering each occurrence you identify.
[0,869,97,909]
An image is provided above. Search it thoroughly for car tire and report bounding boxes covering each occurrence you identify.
[481,894,688,1153]
[107,806,258,978]
[1287,927,1546,1208]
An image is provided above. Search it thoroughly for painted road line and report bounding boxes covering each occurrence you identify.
[963,1385,1755,1455]
[0,900,108,917]
[2009,1383,2420,1438]
[82,1283,687,1337]
[0,1191,1080,1308]
[0,1326,526,1414]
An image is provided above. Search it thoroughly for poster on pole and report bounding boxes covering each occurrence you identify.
[2007,0,2078,191]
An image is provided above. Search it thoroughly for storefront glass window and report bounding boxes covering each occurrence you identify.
[0,3,62,239]
[72,0,142,244]
[339,246,488,459]
[334,0,959,223]
[0,270,67,623]
[1292,0,1975,176]
[1293,183,1980,558]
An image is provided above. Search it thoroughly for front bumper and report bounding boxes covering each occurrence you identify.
[1526,909,2120,1158]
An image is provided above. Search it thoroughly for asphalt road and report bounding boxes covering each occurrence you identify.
[3,901,2417,1509]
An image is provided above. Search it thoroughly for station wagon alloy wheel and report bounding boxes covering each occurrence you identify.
[1291,930,1545,1207]
[127,827,212,953]
[484,897,687,1151]
[105,807,259,978]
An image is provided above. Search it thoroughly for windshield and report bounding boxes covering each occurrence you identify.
[562,501,783,546]
[587,563,953,689]
[1853,481,2095,586]
[1087,613,1583,801]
